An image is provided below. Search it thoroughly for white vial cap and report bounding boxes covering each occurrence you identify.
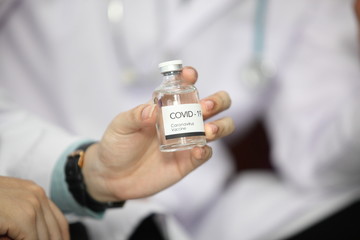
[158,60,183,73]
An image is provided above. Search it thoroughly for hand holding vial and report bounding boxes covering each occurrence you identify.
[80,65,235,203]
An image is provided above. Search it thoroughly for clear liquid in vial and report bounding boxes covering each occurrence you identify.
[153,86,206,152]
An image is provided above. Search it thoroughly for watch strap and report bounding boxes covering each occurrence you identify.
[65,142,125,212]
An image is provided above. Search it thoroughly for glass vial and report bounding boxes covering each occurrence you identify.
[153,60,206,152]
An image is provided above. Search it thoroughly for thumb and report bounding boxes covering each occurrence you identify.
[111,104,157,135]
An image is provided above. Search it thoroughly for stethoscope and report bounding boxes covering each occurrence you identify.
[106,0,274,89]
[241,0,275,91]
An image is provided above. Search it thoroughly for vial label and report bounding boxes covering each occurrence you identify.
[161,103,205,140]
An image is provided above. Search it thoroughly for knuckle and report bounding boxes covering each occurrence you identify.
[21,179,36,187]
[216,126,225,139]
[218,91,231,109]
[210,91,231,112]
[207,117,235,140]
[228,117,236,130]
[22,203,38,222]
[222,117,235,135]
[228,118,236,133]
[134,104,148,120]
[28,182,47,199]
[24,193,42,211]
[3,222,25,240]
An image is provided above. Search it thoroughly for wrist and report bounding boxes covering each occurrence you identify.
[82,143,116,202]
[65,142,125,212]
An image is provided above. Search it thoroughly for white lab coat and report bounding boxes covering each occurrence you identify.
[0,0,233,239]
[1,0,360,239]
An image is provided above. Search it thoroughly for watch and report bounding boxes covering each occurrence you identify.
[65,142,125,212]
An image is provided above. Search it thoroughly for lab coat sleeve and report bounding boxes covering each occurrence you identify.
[0,90,102,217]
[270,1,360,192]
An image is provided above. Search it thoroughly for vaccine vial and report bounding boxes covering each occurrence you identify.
[153,60,206,152]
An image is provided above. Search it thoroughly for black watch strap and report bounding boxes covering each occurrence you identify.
[65,142,125,212]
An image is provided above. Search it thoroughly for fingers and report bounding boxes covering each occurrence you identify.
[181,66,198,85]
[200,91,231,120]
[38,199,66,240]
[200,91,234,141]
[183,145,213,175]
[26,183,64,240]
[0,220,30,240]
[35,205,51,240]
[48,200,70,240]
[171,145,212,182]
[204,117,235,142]
[4,193,45,240]
[0,178,68,240]
[190,145,213,167]
[24,182,65,240]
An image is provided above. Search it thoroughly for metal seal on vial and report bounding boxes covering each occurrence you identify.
[158,60,183,74]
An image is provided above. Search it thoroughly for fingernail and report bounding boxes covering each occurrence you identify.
[209,123,219,134]
[194,147,205,160]
[142,105,156,120]
[204,100,215,111]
